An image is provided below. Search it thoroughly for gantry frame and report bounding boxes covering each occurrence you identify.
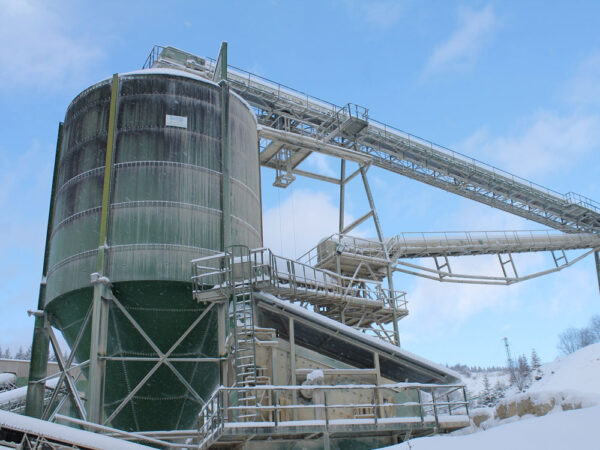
[146,45,600,345]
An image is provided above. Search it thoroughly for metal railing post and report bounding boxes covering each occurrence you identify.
[274,390,279,427]
[432,389,439,427]
[417,389,424,426]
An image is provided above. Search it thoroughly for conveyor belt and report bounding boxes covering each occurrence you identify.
[175,54,600,234]
[303,231,600,279]
[148,46,600,232]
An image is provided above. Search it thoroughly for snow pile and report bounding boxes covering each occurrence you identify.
[0,374,16,387]
[0,378,59,405]
[470,343,600,427]
[381,405,600,450]
[379,343,600,449]
[526,343,600,396]
[306,369,324,384]
[0,409,152,449]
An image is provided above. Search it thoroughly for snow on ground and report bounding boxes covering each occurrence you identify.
[460,370,509,398]
[0,373,16,387]
[381,405,600,450]
[0,378,59,405]
[527,343,600,395]
[380,343,600,449]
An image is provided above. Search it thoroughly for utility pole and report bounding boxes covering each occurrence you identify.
[503,337,516,386]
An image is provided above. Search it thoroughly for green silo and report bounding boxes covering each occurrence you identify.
[43,69,261,431]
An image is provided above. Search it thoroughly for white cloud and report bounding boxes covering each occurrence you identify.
[398,246,593,341]
[458,111,600,179]
[0,0,103,90]
[263,189,351,259]
[424,4,496,75]
[342,0,404,29]
[303,153,338,178]
[565,50,600,106]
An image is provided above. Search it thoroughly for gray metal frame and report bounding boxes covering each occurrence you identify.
[301,231,600,285]
[192,248,407,344]
[197,383,469,450]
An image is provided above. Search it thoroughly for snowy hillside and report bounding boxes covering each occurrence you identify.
[526,343,600,395]
[381,405,599,450]
[460,369,510,402]
[381,342,600,449]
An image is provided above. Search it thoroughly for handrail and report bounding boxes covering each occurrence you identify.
[197,383,469,447]
[192,248,407,309]
[191,247,408,344]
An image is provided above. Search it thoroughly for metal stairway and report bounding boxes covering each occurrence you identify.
[192,246,268,421]
[231,288,259,420]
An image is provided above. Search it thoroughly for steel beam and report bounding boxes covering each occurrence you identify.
[360,167,400,346]
[104,295,213,424]
[43,305,93,420]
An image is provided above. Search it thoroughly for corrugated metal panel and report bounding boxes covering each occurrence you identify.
[44,71,261,431]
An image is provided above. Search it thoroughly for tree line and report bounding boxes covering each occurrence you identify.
[557,314,600,355]
[0,345,59,362]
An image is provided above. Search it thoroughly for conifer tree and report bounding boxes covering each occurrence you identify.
[531,349,541,370]
[493,380,506,402]
[481,373,492,406]
[516,354,531,390]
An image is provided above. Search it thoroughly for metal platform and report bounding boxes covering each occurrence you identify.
[192,248,407,343]
[198,383,469,450]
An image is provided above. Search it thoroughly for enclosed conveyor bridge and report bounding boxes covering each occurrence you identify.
[302,231,600,285]
[145,46,600,234]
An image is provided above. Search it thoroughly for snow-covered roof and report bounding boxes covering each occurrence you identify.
[0,410,151,449]
[254,291,462,383]
[66,67,257,125]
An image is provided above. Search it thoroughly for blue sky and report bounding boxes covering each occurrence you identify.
[1,0,600,367]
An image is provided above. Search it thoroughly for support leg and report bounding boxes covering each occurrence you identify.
[595,251,600,295]
[360,166,400,346]
[88,280,110,424]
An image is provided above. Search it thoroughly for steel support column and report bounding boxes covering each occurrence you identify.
[337,159,346,276]
[88,73,119,424]
[218,41,231,388]
[360,166,400,346]
[595,251,600,295]
[289,317,298,420]
[25,122,63,418]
